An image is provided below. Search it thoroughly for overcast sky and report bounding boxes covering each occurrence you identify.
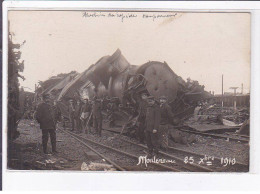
[9,11,250,94]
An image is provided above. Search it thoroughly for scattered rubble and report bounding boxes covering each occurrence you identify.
[169,128,197,145]
[81,162,116,171]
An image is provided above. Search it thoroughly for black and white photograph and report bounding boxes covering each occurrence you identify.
[6,10,250,172]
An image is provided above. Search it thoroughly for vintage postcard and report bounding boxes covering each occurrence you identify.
[6,10,250,172]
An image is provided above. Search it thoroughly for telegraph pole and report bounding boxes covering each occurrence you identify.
[221,74,224,108]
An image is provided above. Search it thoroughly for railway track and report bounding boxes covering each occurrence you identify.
[60,128,126,171]
[58,127,187,172]
[117,136,249,172]
[113,136,214,172]
[103,128,249,172]
[59,126,216,172]
[176,126,249,143]
[104,125,249,143]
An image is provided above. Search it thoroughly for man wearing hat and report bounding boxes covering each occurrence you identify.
[53,100,61,124]
[144,96,161,157]
[74,99,82,133]
[80,98,91,134]
[107,98,117,128]
[68,99,76,131]
[136,93,149,143]
[159,95,175,150]
[92,96,103,136]
[35,93,58,154]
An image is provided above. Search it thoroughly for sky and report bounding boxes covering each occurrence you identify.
[8,11,250,94]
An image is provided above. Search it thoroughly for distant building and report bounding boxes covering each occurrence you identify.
[211,94,250,107]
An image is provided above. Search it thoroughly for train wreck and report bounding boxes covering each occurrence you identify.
[55,49,208,121]
[6,10,252,176]
[40,49,209,141]
[8,49,249,172]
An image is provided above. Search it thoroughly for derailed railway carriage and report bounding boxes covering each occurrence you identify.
[56,49,208,124]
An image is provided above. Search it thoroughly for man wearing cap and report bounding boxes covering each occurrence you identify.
[68,99,76,131]
[35,94,58,154]
[81,98,91,134]
[136,93,148,143]
[107,99,117,128]
[159,96,175,150]
[74,99,82,133]
[92,96,103,136]
[53,100,61,124]
[145,96,161,157]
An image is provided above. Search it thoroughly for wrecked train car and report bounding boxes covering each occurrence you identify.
[33,71,78,119]
[57,49,209,122]
[34,71,78,102]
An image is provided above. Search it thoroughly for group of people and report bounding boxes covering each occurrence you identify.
[35,92,176,157]
[136,93,176,157]
[67,96,103,136]
[35,93,116,154]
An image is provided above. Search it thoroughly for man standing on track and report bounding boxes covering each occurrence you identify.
[136,93,148,143]
[75,99,82,133]
[68,99,76,131]
[159,96,175,150]
[107,99,117,128]
[92,96,103,137]
[81,98,91,134]
[35,94,58,154]
[145,96,161,157]
[53,100,61,125]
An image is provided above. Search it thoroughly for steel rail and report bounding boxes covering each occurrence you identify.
[60,128,182,172]
[225,132,249,139]
[104,125,249,143]
[105,128,248,171]
[60,128,126,171]
[117,137,214,172]
[177,128,249,143]
[104,128,248,168]
[103,128,214,171]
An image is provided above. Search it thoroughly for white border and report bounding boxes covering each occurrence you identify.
[2,1,260,190]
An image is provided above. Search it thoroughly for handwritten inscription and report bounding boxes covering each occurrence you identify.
[136,155,237,168]
[82,12,106,18]
[143,13,178,21]
[82,12,178,22]
[221,157,236,166]
[137,156,175,167]
[184,155,236,167]
[198,155,215,166]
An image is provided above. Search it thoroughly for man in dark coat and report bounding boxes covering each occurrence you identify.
[81,98,91,134]
[136,93,148,143]
[145,96,161,157]
[36,94,58,154]
[75,99,82,133]
[68,99,76,131]
[92,96,103,136]
[53,100,61,124]
[107,99,117,128]
[159,96,175,150]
